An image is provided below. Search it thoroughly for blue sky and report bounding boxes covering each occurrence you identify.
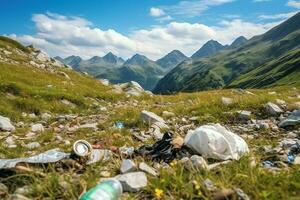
[1,0,299,59]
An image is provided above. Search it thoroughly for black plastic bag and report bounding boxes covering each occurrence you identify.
[136,132,193,163]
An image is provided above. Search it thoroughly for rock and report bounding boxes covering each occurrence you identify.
[31,123,44,132]
[203,179,217,192]
[28,113,36,118]
[162,111,175,118]
[294,156,300,165]
[0,183,8,197]
[61,99,76,107]
[265,102,283,116]
[276,99,286,107]
[14,186,31,196]
[140,110,166,124]
[115,172,148,192]
[35,51,51,62]
[234,188,250,200]
[120,159,137,174]
[41,113,52,121]
[79,123,98,130]
[16,122,24,128]
[221,97,233,105]
[0,115,15,132]
[25,142,41,149]
[57,71,70,80]
[8,194,30,200]
[190,155,208,170]
[139,162,158,176]
[237,110,252,120]
[120,81,144,96]
[99,79,110,86]
[259,122,270,130]
[279,109,300,127]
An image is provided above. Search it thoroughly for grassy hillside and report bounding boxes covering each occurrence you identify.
[153,12,300,94]
[229,48,300,88]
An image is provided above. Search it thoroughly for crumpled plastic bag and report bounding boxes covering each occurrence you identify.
[0,149,70,169]
[184,124,249,160]
[136,132,192,163]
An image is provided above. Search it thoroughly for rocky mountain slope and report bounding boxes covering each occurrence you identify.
[58,52,124,76]
[156,50,187,70]
[191,40,227,59]
[0,36,300,200]
[97,54,164,90]
[153,12,300,94]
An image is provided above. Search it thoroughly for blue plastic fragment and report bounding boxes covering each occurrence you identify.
[115,122,124,129]
[287,154,295,163]
[262,160,274,168]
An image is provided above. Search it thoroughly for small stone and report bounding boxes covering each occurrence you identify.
[8,194,30,200]
[162,111,175,118]
[79,123,98,130]
[279,109,300,127]
[14,186,31,196]
[294,156,300,165]
[31,123,44,132]
[203,179,217,192]
[0,183,8,197]
[100,171,111,177]
[237,110,252,120]
[234,188,250,200]
[16,122,25,128]
[190,155,208,170]
[140,110,166,124]
[120,159,137,174]
[259,122,270,130]
[221,97,233,105]
[25,142,41,149]
[41,113,52,121]
[28,113,36,119]
[115,172,148,192]
[139,162,158,176]
[0,115,15,132]
[265,102,283,116]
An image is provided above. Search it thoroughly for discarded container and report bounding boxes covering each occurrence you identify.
[80,179,122,200]
[115,122,124,129]
[0,149,70,169]
[184,124,249,160]
[72,140,92,157]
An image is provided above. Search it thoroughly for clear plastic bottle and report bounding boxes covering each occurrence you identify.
[80,179,123,200]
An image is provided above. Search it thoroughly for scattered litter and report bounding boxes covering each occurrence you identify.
[115,122,124,129]
[0,149,70,169]
[136,132,191,163]
[80,179,122,200]
[184,124,249,160]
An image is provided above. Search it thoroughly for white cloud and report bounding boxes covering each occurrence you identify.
[161,0,235,17]
[149,7,165,17]
[287,0,300,8]
[11,12,280,60]
[258,11,298,20]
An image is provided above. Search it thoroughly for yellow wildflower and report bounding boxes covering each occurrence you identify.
[155,188,164,199]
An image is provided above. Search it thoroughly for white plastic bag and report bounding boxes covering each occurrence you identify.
[184,124,249,160]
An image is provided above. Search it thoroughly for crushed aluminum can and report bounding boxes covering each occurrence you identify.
[71,140,92,163]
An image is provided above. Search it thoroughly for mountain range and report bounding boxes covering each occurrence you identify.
[56,12,300,93]
[153,12,300,94]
